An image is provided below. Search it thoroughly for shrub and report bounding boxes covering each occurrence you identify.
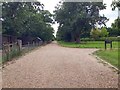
[100,27,109,37]
[81,37,118,41]
[90,28,101,40]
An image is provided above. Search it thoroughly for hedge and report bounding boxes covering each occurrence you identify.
[81,37,119,41]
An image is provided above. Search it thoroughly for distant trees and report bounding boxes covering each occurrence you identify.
[2,2,54,43]
[110,17,120,36]
[90,27,109,40]
[100,27,109,37]
[90,28,101,40]
[54,2,108,43]
[110,0,120,37]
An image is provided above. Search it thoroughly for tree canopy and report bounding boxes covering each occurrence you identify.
[2,2,54,43]
[111,17,120,36]
[54,1,108,43]
[111,0,120,10]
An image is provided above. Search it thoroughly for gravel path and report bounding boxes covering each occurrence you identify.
[2,42,118,88]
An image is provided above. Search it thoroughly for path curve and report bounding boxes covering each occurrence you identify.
[2,42,118,88]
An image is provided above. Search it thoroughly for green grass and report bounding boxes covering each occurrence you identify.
[58,41,119,69]
[95,49,119,68]
[58,41,118,48]
[2,44,43,63]
[2,47,22,63]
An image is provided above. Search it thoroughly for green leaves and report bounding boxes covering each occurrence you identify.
[90,28,101,39]
[90,27,109,40]
[111,0,120,10]
[2,2,54,42]
[54,2,108,42]
[100,27,109,37]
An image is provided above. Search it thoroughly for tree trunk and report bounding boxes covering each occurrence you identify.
[75,35,80,43]
[71,33,75,42]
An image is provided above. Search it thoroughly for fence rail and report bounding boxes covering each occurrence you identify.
[2,40,43,63]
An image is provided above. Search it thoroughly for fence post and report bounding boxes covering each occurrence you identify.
[33,41,35,47]
[17,40,22,51]
[110,41,112,50]
[27,42,30,50]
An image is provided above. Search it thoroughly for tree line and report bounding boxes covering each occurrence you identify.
[2,2,54,44]
[54,1,120,43]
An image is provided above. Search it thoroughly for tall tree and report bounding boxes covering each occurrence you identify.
[54,1,108,43]
[2,2,54,43]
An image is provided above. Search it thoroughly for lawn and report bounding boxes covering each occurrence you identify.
[58,41,118,48]
[95,49,119,68]
[58,41,119,69]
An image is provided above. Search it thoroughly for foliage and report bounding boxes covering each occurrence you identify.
[111,0,120,10]
[54,2,108,43]
[81,37,119,41]
[107,27,118,37]
[90,28,101,40]
[100,27,109,37]
[2,2,54,43]
[90,27,109,40]
[111,17,120,36]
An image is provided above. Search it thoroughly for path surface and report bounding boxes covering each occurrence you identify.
[2,42,118,88]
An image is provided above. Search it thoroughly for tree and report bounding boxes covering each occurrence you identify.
[54,2,108,43]
[90,27,109,40]
[111,0,120,10]
[90,28,101,40]
[111,17,120,36]
[2,2,54,43]
[100,27,109,37]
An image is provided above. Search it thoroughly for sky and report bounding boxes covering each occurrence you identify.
[38,0,118,36]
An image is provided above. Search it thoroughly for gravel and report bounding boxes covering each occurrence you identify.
[2,42,118,88]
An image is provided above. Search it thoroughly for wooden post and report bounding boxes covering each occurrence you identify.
[17,40,22,51]
[33,41,35,47]
[105,40,112,50]
[110,41,112,50]
[28,42,30,50]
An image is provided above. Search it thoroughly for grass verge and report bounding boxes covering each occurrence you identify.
[58,41,119,69]
[58,41,118,48]
[94,49,118,68]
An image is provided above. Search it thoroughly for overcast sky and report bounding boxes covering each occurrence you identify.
[38,0,118,35]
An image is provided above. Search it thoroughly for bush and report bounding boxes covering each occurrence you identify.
[90,27,109,40]
[81,37,118,41]
[90,28,101,40]
[100,27,109,37]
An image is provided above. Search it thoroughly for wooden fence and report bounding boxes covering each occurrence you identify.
[2,40,43,63]
[2,40,22,62]
[1,34,43,62]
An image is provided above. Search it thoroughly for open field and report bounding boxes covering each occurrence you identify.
[58,41,118,48]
